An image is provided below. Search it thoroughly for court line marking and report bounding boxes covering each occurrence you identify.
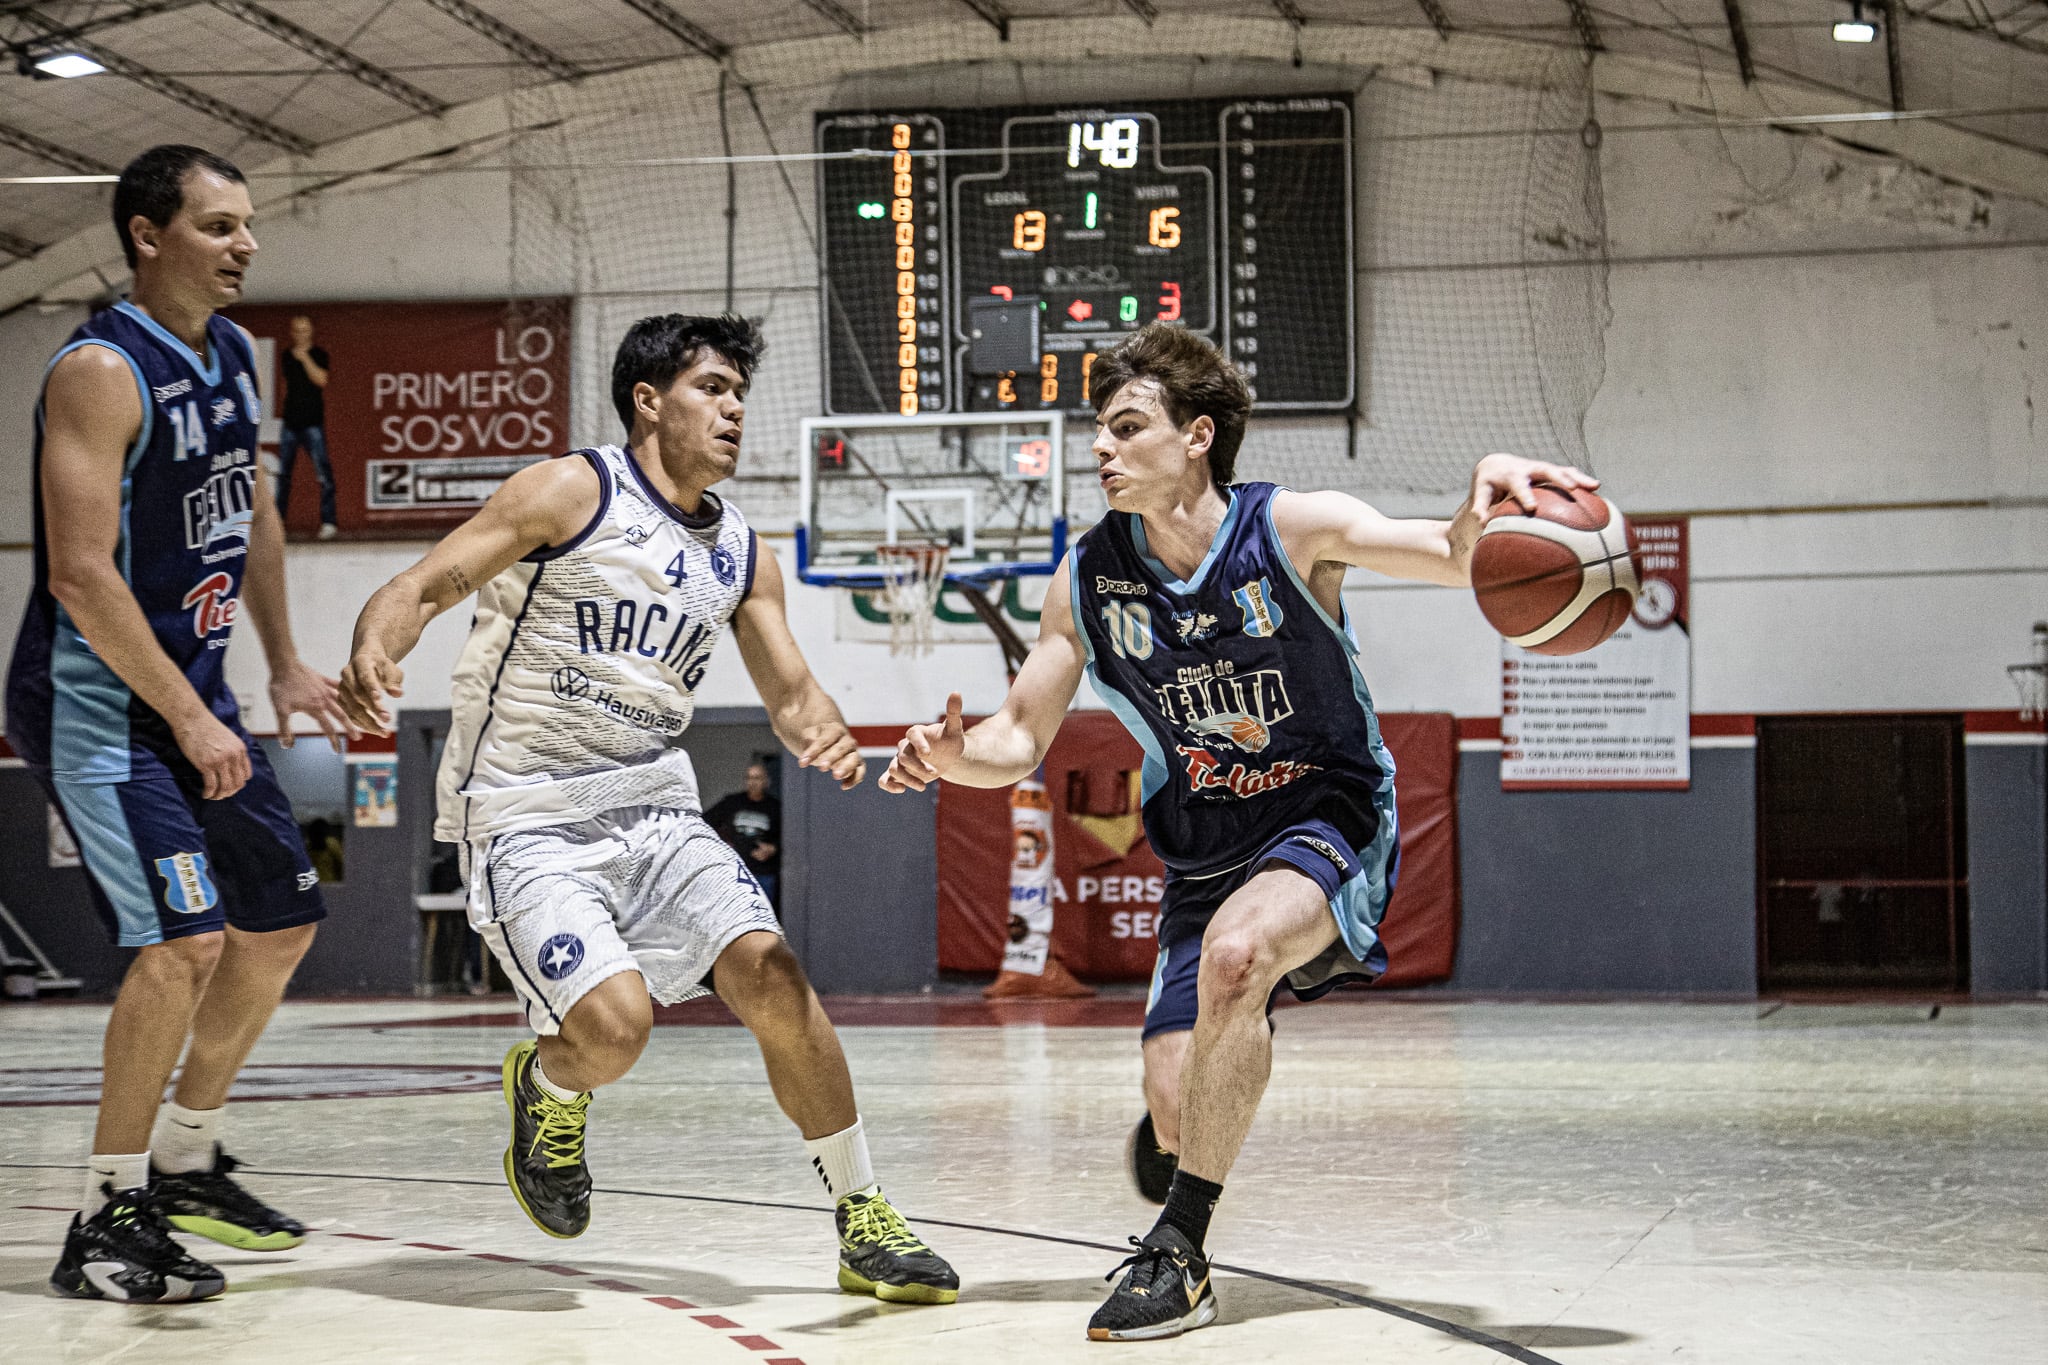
[5,1162,1572,1362]
[16,1200,804,1363]
[97,1165,1566,1363]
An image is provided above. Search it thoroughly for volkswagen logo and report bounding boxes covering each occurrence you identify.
[550,666,593,701]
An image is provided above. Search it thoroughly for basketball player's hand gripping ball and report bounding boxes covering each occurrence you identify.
[881,693,966,794]
[1468,457,1642,656]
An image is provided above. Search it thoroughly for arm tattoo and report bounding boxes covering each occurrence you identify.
[443,564,474,596]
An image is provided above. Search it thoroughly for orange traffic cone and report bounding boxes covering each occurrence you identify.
[983,954,1096,999]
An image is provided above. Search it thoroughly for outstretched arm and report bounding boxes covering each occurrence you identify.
[339,456,598,732]
[880,559,1087,793]
[731,547,864,789]
[1276,454,1598,588]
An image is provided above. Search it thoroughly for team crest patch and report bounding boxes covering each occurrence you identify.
[153,852,218,915]
[538,933,584,981]
[1232,577,1284,638]
[711,544,737,586]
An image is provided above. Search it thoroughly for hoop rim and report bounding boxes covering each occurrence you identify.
[874,541,953,563]
[794,519,1067,592]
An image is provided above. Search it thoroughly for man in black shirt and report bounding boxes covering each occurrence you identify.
[707,761,781,911]
[274,314,336,539]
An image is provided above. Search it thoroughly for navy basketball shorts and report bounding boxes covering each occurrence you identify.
[38,736,325,948]
[1143,792,1399,1041]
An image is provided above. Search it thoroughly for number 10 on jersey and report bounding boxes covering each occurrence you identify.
[1099,601,1154,660]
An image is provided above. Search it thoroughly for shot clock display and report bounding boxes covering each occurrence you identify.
[817,96,1353,415]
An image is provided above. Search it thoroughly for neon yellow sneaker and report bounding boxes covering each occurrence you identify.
[501,1040,591,1238]
[835,1187,959,1304]
[151,1149,305,1252]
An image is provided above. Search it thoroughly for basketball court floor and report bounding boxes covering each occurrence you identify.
[2,996,2042,1363]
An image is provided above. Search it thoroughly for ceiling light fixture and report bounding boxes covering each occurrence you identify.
[31,52,107,78]
[1833,1,1876,42]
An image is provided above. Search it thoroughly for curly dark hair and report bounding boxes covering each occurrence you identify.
[610,313,765,434]
[1088,324,1253,486]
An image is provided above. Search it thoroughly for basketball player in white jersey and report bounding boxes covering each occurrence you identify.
[337,315,957,1304]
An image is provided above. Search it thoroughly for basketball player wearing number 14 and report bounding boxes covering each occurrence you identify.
[339,315,956,1305]
[882,324,1593,1341]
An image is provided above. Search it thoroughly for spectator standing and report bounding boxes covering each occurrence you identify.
[275,314,336,540]
[707,760,781,910]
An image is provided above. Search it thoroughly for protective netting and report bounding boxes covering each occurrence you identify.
[1344,54,1609,490]
[507,34,1611,519]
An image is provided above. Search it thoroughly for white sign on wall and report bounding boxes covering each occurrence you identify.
[1501,518,1691,790]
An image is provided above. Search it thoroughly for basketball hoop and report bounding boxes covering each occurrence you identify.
[2008,621,2048,722]
[873,542,951,656]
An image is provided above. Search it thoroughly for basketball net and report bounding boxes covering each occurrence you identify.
[873,542,951,656]
[2009,621,2048,722]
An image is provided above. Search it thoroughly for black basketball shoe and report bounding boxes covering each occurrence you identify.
[50,1184,227,1303]
[836,1188,959,1304]
[151,1148,306,1251]
[1086,1225,1217,1342]
[1126,1113,1177,1205]
[501,1040,592,1238]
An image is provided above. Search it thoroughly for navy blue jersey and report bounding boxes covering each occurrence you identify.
[1070,481,1398,879]
[6,301,263,781]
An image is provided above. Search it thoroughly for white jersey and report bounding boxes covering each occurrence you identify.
[434,445,757,842]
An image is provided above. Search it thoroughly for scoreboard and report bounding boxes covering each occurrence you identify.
[817,96,1354,417]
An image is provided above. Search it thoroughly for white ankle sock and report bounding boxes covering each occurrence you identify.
[803,1117,875,1201]
[152,1101,223,1175]
[83,1153,150,1215]
[532,1055,583,1102]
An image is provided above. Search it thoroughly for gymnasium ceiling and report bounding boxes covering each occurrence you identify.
[3,0,2047,296]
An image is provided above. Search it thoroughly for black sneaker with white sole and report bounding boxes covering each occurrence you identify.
[50,1184,226,1303]
[1086,1225,1217,1342]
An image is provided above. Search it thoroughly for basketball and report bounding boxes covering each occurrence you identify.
[1471,485,1641,655]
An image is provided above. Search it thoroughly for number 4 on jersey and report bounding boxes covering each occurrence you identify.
[664,551,688,588]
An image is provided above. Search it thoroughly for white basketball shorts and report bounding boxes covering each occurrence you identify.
[463,804,780,1035]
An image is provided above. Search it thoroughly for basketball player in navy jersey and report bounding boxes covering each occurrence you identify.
[882,324,1593,1341]
[6,145,354,1302]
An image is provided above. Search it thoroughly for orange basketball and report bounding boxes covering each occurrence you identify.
[1470,485,1640,655]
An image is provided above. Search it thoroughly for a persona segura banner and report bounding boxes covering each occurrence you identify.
[228,298,571,540]
[1500,516,1691,790]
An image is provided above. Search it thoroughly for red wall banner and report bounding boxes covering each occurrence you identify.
[938,711,1460,985]
[228,298,571,541]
